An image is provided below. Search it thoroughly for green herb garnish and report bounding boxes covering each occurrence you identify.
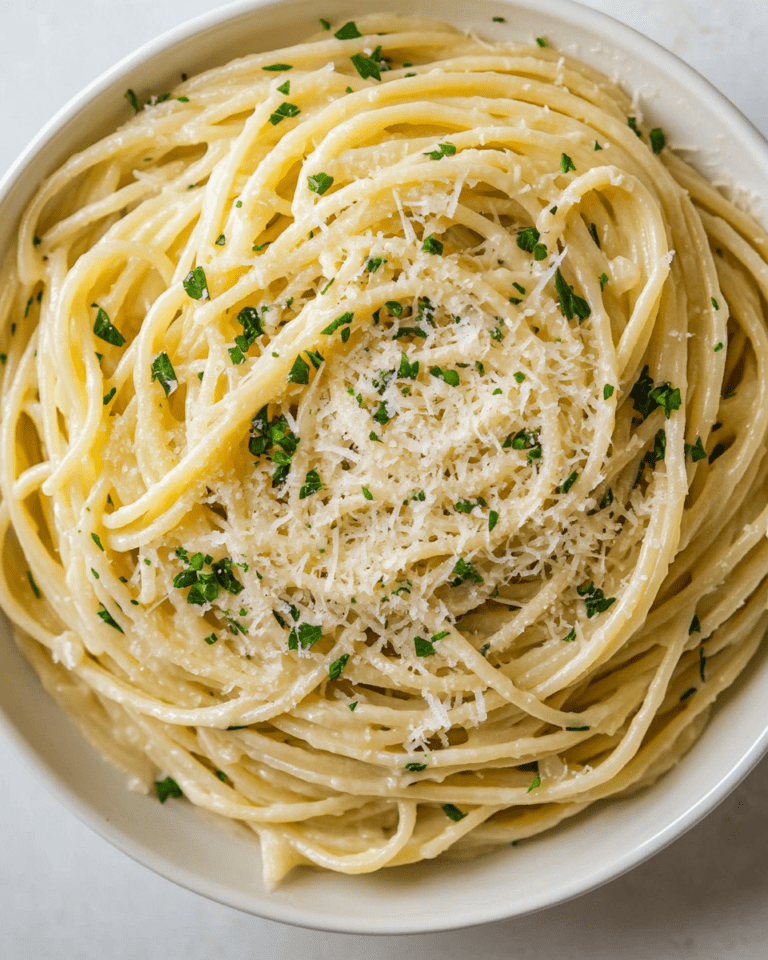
[182,266,209,300]
[150,352,177,397]
[155,777,183,803]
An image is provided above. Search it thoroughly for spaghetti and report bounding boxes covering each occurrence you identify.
[1,15,767,887]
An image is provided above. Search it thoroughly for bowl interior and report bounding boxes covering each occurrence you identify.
[1,0,768,935]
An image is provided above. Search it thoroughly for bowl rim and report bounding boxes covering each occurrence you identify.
[2,0,768,935]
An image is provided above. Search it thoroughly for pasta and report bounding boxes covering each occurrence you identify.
[1,13,767,889]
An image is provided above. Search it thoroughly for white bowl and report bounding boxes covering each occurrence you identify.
[2,0,768,935]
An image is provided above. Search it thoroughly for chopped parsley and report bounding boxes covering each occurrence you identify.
[535,36,549,47]
[424,142,456,160]
[288,354,310,384]
[684,437,707,462]
[322,311,354,336]
[26,571,41,599]
[450,557,483,587]
[554,268,591,322]
[430,365,459,386]
[93,306,126,347]
[488,510,499,532]
[319,18,330,29]
[599,272,610,290]
[603,384,614,400]
[628,116,642,138]
[262,63,293,71]
[562,628,577,643]
[629,366,681,420]
[204,633,218,645]
[299,468,323,499]
[560,153,576,173]
[503,429,542,463]
[269,102,300,125]
[414,636,436,657]
[577,581,616,618]
[91,532,104,551]
[367,257,386,272]
[103,387,116,405]
[249,406,300,486]
[155,777,183,803]
[329,653,350,680]
[229,305,267,364]
[182,266,209,300]
[555,471,578,494]
[97,603,123,633]
[215,233,226,246]
[351,51,382,82]
[714,341,724,352]
[308,172,334,195]
[527,772,541,793]
[124,89,141,113]
[517,226,547,260]
[650,127,666,153]
[362,486,373,500]
[369,431,382,442]
[288,622,323,650]
[334,20,362,39]
[422,234,444,255]
[442,803,467,822]
[455,496,487,514]
[397,352,420,380]
[277,79,290,95]
[405,760,428,772]
[589,222,601,247]
[150,352,177,397]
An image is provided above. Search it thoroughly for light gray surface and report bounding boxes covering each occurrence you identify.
[2,0,768,957]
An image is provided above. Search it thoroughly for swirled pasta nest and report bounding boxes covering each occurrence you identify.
[1,15,767,887]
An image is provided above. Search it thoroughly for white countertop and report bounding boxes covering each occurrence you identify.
[2,1,768,957]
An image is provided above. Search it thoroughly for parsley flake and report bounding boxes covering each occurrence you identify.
[93,306,126,347]
[650,127,666,153]
[269,102,300,125]
[150,352,177,397]
[577,581,616,618]
[442,803,467,821]
[425,142,456,160]
[554,268,591,321]
[155,777,183,803]
[308,172,334,195]
[422,234,443,255]
[560,153,576,173]
[430,365,460,386]
[450,557,483,587]
[182,266,209,300]
[262,63,293,71]
[97,603,123,633]
[555,471,578,494]
[299,468,323,499]
[335,21,362,39]
[329,653,350,680]
[351,52,381,82]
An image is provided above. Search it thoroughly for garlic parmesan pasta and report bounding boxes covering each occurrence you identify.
[2,14,768,888]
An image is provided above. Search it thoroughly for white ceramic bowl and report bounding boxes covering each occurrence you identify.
[2,0,768,935]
